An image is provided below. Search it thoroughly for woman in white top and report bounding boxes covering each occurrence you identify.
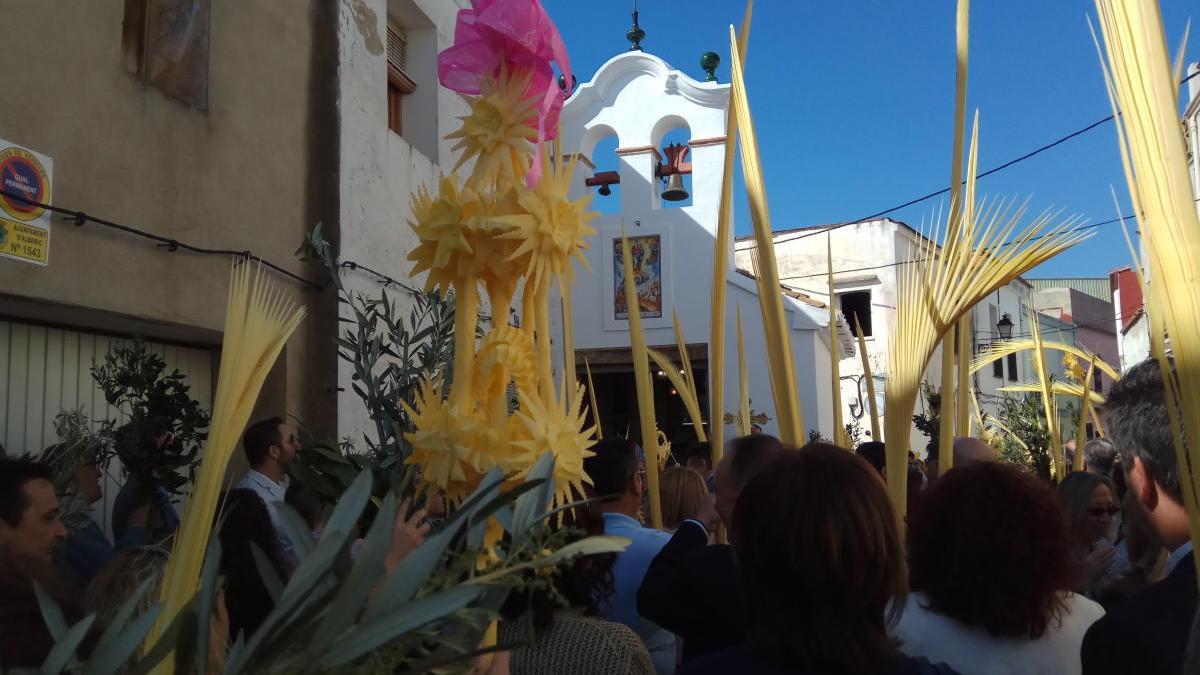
[896,461,1105,675]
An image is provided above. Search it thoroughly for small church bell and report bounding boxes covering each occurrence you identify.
[661,173,689,201]
[658,142,692,202]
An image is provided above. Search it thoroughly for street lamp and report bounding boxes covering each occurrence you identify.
[997,313,1014,340]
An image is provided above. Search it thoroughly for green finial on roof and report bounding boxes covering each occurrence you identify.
[701,52,720,82]
[627,1,644,51]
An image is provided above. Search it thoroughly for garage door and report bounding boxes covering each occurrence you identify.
[0,319,214,536]
[0,320,215,453]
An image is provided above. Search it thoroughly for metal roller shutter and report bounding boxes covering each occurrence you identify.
[0,319,214,536]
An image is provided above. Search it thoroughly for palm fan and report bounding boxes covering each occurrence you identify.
[148,263,305,670]
[1092,0,1200,582]
[883,116,1089,522]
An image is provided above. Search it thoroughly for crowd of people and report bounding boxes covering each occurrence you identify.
[1,357,1198,674]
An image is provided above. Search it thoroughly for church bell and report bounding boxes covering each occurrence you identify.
[661,173,689,201]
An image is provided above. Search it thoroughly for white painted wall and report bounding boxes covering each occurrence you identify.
[1118,311,1151,373]
[973,281,1034,415]
[556,50,832,443]
[736,219,930,450]
[336,0,479,443]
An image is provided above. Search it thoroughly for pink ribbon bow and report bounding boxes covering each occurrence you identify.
[437,0,574,185]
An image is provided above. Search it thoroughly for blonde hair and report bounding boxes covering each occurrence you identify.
[660,466,708,530]
[85,546,170,628]
[86,545,228,673]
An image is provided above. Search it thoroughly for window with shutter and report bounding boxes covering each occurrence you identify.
[1006,353,1018,381]
[387,22,417,135]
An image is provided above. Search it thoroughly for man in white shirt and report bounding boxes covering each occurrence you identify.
[236,417,300,566]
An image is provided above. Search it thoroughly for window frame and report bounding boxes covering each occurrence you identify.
[386,22,417,136]
[838,290,873,338]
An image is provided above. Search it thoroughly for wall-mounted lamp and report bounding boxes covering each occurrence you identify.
[997,313,1014,341]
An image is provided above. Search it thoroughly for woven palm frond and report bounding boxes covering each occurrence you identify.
[971,339,1120,381]
[148,263,306,672]
[1093,0,1200,581]
[883,117,1089,520]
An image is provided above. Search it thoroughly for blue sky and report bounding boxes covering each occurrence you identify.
[542,0,1199,278]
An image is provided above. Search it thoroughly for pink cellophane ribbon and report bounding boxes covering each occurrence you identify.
[437,0,573,185]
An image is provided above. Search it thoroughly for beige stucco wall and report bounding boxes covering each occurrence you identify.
[0,1,340,437]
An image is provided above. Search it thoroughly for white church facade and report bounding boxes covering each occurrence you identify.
[550,48,845,447]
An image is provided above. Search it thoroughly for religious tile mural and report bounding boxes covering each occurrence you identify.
[613,234,663,320]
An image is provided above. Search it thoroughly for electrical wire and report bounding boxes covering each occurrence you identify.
[0,189,426,296]
[771,213,1136,282]
[0,189,321,289]
[746,69,1200,250]
[337,260,425,297]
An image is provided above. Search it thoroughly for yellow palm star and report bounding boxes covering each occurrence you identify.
[407,176,470,294]
[475,187,531,311]
[510,382,597,513]
[474,323,537,411]
[407,175,521,295]
[402,377,492,503]
[1062,352,1085,384]
[654,429,671,470]
[446,69,539,189]
[498,152,597,292]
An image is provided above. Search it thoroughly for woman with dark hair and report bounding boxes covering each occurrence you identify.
[217,488,292,640]
[680,443,957,675]
[897,462,1104,674]
[499,505,654,674]
[1058,471,1124,596]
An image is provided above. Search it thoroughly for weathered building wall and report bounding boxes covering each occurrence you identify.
[1031,286,1120,393]
[0,1,340,442]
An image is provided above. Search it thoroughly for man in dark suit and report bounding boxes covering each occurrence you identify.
[1081,359,1198,675]
[637,434,784,664]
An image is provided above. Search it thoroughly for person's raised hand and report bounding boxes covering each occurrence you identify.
[1084,542,1117,581]
[692,493,719,532]
[385,498,431,574]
